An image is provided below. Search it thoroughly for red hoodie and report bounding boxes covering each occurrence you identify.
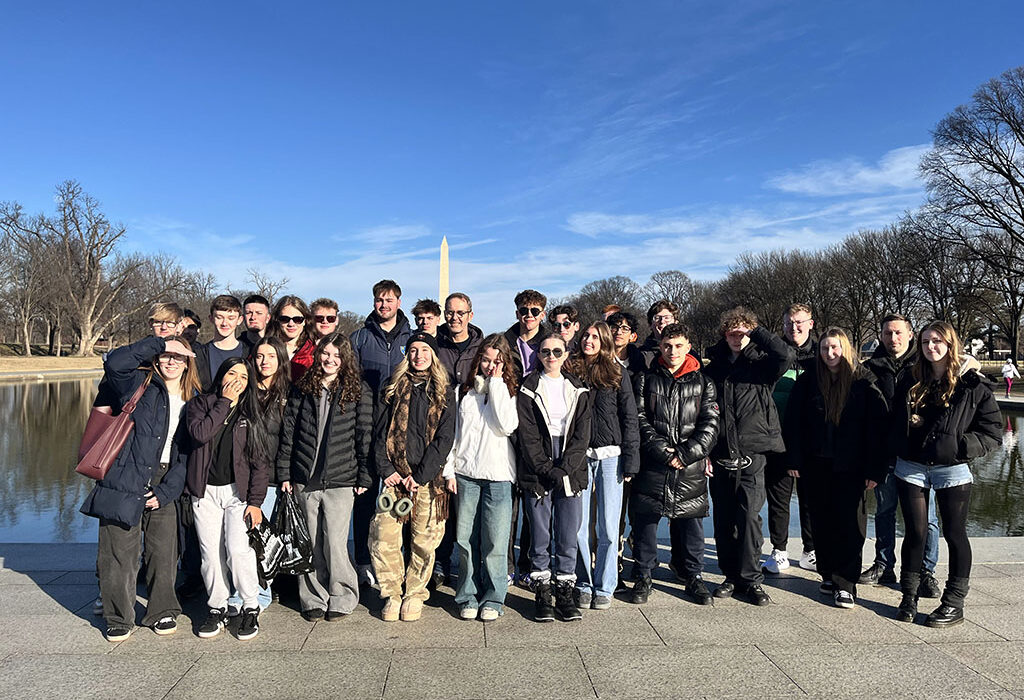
[659,353,701,378]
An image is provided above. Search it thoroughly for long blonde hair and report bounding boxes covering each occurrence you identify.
[909,320,962,409]
[383,346,450,411]
[816,327,857,425]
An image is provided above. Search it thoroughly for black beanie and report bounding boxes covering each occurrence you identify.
[406,331,440,357]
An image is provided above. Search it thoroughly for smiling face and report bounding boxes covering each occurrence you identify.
[408,341,434,371]
[516,304,544,333]
[784,310,814,346]
[581,326,601,356]
[610,321,636,351]
[319,342,341,377]
[444,296,473,339]
[538,337,567,376]
[312,306,339,339]
[820,336,845,372]
[660,334,691,371]
[211,309,242,339]
[278,304,304,341]
[374,292,400,322]
[478,346,503,377]
[920,329,949,365]
[254,343,280,379]
[156,352,187,381]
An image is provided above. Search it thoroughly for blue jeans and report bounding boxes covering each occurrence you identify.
[229,486,278,611]
[874,471,938,573]
[575,456,623,597]
[454,476,513,613]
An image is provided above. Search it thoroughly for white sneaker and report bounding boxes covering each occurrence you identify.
[357,564,379,590]
[460,607,479,620]
[479,607,500,621]
[799,550,817,572]
[762,549,790,575]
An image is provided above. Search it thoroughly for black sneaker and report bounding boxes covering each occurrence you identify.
[918,571,941,598]
[105,624,133,642]
[879,568,898,585]
[237,608,260,640]
[819,580,835,595]
[684,576,713,606]
[198,608,227,638]
[712,580,735,599]
[152,616,177,635]
[534,581,556,622]
[325,610,347,622]
[301,608,326,622]
[736,583,772,606]
[630,576,653,605]
[554,580,583,621]
[924,603,964,628]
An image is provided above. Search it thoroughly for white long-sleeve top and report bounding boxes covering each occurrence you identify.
[1002,362,1021,379]
[446,375,520,482]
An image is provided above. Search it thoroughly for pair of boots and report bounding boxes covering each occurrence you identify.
[897,572,969,628]
[534,578,582,622]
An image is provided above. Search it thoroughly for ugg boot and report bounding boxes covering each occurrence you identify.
[896,571,920,623]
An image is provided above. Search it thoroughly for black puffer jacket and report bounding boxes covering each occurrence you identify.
[863,339,919,408]
[784,366,889,483]
[276,381,374,489]
[516,371,592,496]
[704,326,793,459]
[586,369,641,477]
[373,383,457,486]
[631,360,720,519]
[889,369,1002,467]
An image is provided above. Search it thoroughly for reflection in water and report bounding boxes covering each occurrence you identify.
[0,379,98,542]
[0,379,1023,542]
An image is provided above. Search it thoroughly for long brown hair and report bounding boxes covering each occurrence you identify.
[909,320,963,409]
[152,335,202,400]
[298,332,362,404]
[462,334,518,398]
[269,295,312,350]
[815,327,856,425]
[569,321,622,390]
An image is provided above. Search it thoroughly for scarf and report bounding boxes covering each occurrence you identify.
[385,369,448,522]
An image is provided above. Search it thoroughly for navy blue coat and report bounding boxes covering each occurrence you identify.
[350,310,412,404]
[80,336,190,528]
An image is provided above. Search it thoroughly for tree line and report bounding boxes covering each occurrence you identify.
[3,66,1024,358]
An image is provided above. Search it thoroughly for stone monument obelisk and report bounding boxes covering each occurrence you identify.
[439,236,449,303]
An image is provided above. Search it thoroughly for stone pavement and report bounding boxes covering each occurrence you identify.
[3,538,1024,699]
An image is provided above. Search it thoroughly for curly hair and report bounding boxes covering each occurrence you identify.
[719,306,759,335]
[568,322,622,390]
[909,320,963,409]
[297,332,363,404]
[383,345,450,412]
[462,334,518,398]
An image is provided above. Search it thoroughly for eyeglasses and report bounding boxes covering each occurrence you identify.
[551,320,575,329]
[539,347,565,358]
[314,315,337,324]
[444,310,469,318]
[517,306,543,318]
[150,319,177,328]
[278,315,305,325]
[158,353,187,365]
[612,324,634,334]
[652,314,675,323]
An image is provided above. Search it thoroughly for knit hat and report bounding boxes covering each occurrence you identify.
[405,331,440,357]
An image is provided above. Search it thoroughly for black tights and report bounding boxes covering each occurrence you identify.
[898,480,972,579]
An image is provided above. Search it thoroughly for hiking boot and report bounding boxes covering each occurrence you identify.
[834,590,855,609]
[105,624,133,642]
[198,608,227,638]
[736,583,772,606]
[918,571,941,598]
[534,581,556,622]
[630,576,653,605]
[237,608,260,640]
[554,580,583,621]
[895,593,918,622]
[762,549,790,575]
[713,580,736,599]
[591,595,612,610]
[684,576,713,606]
[799,550,817,571]
[925,604,964,628]
[152,616,177,636]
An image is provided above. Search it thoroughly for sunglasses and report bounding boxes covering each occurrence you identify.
[158,353,187,365]
[551,320,575,329]
[314,315,337,324]
[517,306,543,318]
[539,347,565,358]
[278,315,305,325]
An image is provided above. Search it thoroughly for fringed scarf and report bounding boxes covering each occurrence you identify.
[385,369,448,523]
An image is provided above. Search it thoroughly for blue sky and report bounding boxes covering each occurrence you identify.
[2,1,1022,329]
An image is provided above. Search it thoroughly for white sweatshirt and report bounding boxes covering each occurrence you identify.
[446,375,520,482]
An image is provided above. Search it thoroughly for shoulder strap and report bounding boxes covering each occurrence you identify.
[122,373,153,415]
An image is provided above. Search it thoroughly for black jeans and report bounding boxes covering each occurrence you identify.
[508,485,533,576]
[434,495,457,575]
[351,473,380,567]
[803,467,867,596]
[710,454,766,586]
[98,503,180,627]
[764,452,814,553]
[631,512,704,579]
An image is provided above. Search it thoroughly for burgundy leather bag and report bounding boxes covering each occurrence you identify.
[76,375,152,480]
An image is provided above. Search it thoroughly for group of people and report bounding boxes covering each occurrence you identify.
[80,281,1003,643]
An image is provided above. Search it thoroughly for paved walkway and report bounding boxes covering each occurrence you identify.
[3,539,1024,699]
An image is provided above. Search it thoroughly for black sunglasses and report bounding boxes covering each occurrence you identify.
[278,315,305,325]
[314,315,337,324]
[539,347,565,358]
[551,320,575,329]
[518,306,543,318]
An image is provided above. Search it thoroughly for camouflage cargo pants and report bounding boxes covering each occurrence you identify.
[370,485,446,601]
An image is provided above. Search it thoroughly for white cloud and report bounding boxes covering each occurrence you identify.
[766,143,931,196]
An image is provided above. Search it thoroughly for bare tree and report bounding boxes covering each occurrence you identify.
[565,275,645,324]
[0,206,55,355]
[246,268,289,303]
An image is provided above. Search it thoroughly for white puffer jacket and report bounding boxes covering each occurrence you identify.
[447,375,519,482]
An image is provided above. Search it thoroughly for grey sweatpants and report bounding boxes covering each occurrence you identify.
[296,484,359,614]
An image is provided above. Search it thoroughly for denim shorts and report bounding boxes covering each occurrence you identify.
[894,457,974,489]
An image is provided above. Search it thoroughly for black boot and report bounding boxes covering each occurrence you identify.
[534,581,555,623]
[554,579,582,621]
[630,576,652,605]
[896,571,920,623]
[926,576,968,628]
